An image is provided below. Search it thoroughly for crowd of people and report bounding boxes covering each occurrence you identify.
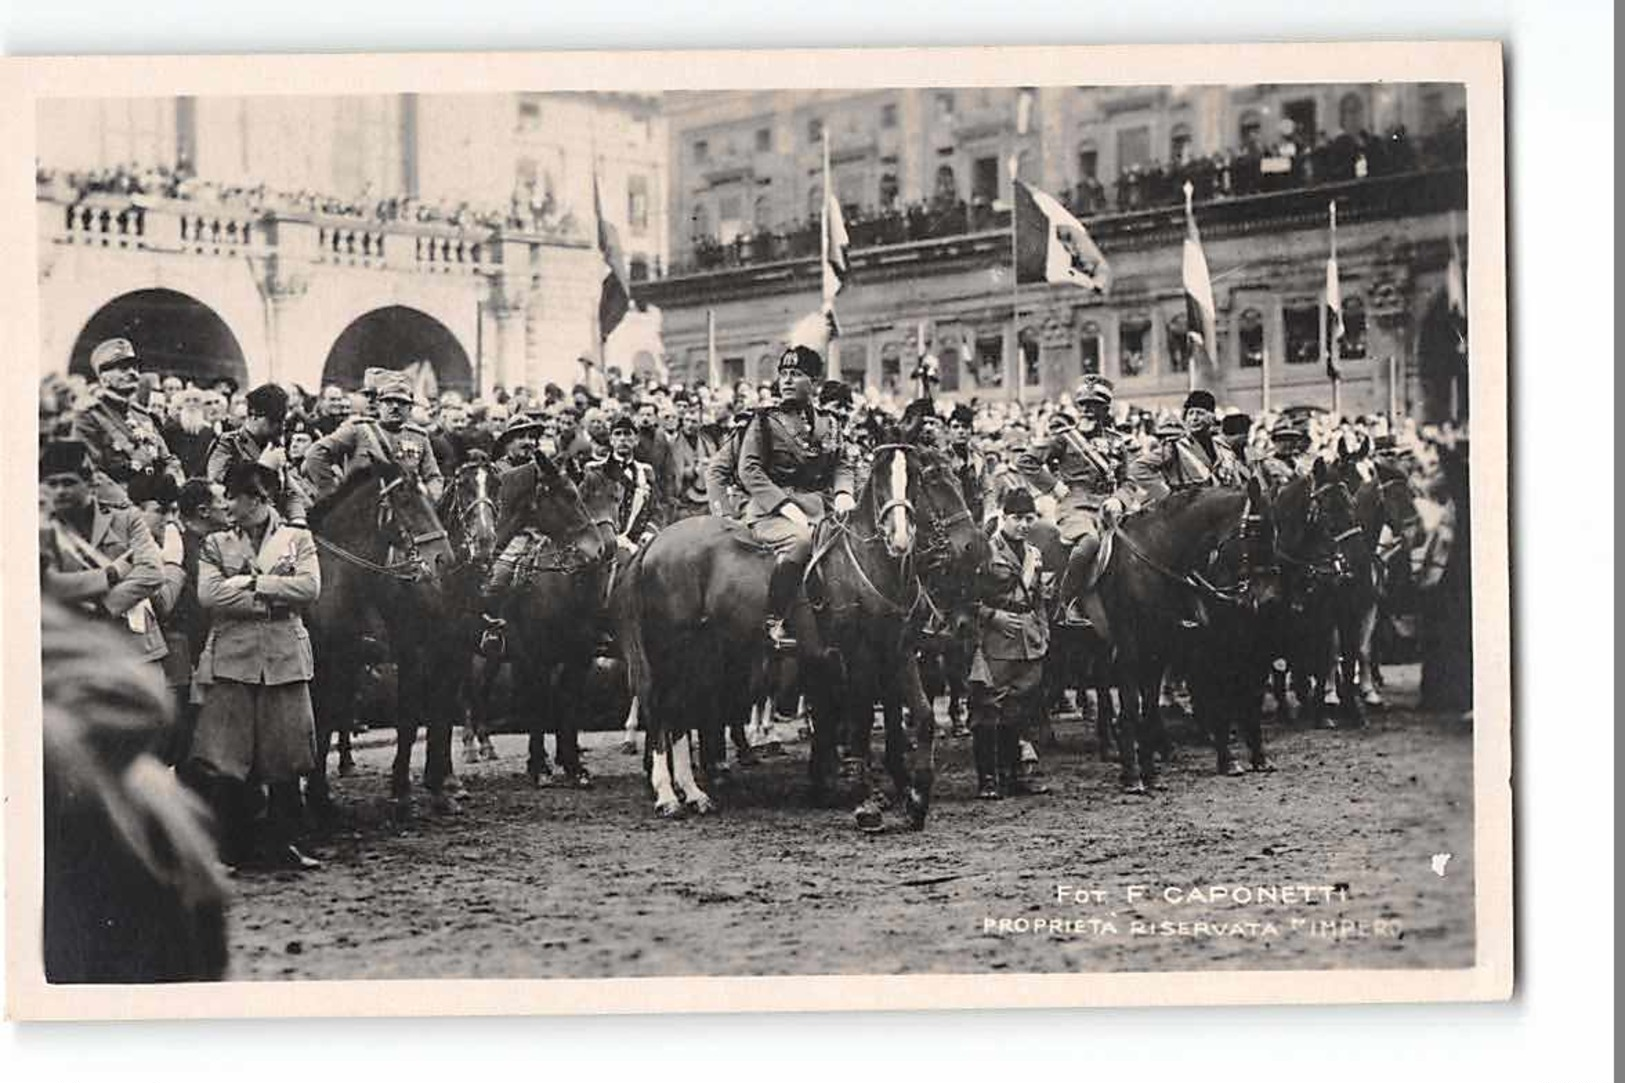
[680,113,1467,275]
[36,161,579,236]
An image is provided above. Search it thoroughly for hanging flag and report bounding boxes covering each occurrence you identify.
[1013,178,1111,292]
[1181,185,1218,375]
[706,307,720,388]
[594,173,630,342]
[1446,216,1467,356]
[821,136,850,339]
[1325,201,1343,381]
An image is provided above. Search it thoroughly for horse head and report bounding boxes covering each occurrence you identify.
[309,461,455,581]
[910,445,991,596]
[1373,458,1423,542]
[443,453,500,566]
[528,452,607,568]
[1236,474,1285,614]
[868,444,920,558]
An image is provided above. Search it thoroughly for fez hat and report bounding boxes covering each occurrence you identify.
[1001,488,1039,517]
[1220,413,1253,438]
[1075,374,1115,405]
[39,439,92,478]
[222,461,281,502]
[778,345,825,379]
[948,402,976,427]
[901,398,940,428]
[245,382,290,423]
[90,338,140,374]
[1182,389,1217,413]
[609,414,638,435]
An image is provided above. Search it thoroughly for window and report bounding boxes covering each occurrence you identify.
[1239,110,1263,146]
[723,357,745,385]
[1119,317,1150,377]
[752,194,771,230]
[1116,125,1151,171]
[808,118,824,145]
[1077,146,1099,180]
[1284,304,1321,365]
[1169,123,1192,166]
[1238,308,1265,368]
[937,346,961,393]
[878,172,900,210]
[693,140,709,163]
[836,170,863,215]
[974,335,1004,389]
[1078,321,1102,376]
[1339,296,1368,360]
[628,256,649,282]
[1284,98,1318,143]
[933,164,957,202]
[1020,330,1042,388]
[627,175,649,234]
[880,342,902,394]
[1339,92,1366,135]
[1167,312,1192,373]
[755,127,772,152]
[689,202,710,239]
[972,156,999,202]
[935,92,956,120]
[880,103,898,129]
[839,343,868,389]
[717,193,742,222]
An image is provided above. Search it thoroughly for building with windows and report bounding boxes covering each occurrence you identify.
[636,84,1470,420]
[36,92,668,396]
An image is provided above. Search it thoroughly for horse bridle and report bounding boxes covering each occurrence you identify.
[1277,478,1364,583]
[446,463,499,564]
[313,473,448,582]
[1113,497,1275,610]
[514,466,614,580]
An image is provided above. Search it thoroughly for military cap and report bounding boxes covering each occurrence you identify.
[222,461,281,502]
[244,382,290,423]
[1001,488,1039,517]
[39,439,93,478]
[1270,416,1309,440]
[778,345,825,379]
[374,372,415,403]
[1182,389,1217,413]
[1220,413,1253,438]
[90,337,140,374]
[1074,374,1116,405]
[948,402,976,427]
[818,380,854,409]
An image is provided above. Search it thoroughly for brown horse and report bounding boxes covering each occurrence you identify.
[1069,479,1282,793]
[305,461,458,815]
[809,442,990,831]
[1346,457,1423,707]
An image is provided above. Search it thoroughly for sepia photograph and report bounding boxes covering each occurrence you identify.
[4,42,1511,1018]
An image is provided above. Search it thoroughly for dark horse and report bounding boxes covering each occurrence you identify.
[808,442,990,831]
[1346,457,1423,708]
[1269,462,1372,729]
[484,453,612,787]
[434,454,506,765]
[304,461,458,815]
[1061,479,1282,792]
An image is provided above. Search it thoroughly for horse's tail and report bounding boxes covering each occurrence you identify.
[616,543,655,720]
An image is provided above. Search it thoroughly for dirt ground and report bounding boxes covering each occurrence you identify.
[226,665,1475,980]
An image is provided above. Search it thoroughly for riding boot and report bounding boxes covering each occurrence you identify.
[764,556,806,652]
[1000,729,1050,796]
[262,781,321,872]
[972,727,1001,800]
[1059,537,1101,628]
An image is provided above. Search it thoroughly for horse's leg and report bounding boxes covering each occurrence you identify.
[1357,599,1385,709]
[898,651,937,830]
[524,662,554,786]
[1244,662,1275,772]
[461,654,482,764]
[307,655,350,818]
[620,693,641,755]
[1096,681,1119,762]
[671,728,715,814]
[804,661,841,807]
[1116,663,1147,795]
[648,727,683,818]
[337,724,356,778]
[554,661,590,787]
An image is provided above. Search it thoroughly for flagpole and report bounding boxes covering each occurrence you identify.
[1010,160,1022,406]
[1325,200,1340,416]
[1184,181,1197,395]
[821,128,831,345]
[707,307,720,390]
[1261,340,1271,413]
[1388,354,1398,419]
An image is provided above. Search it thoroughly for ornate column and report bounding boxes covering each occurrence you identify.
[486,275,529,396]
[1038,308,1076,399]
[1365,262,1414,417]
[251,254,310,387]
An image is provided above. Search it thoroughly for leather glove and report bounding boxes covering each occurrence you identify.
[832,492,856,515]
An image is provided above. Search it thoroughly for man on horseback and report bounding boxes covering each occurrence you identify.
[901,397,946,450]
[737,345,857,652]
[302,371,445,504]
[206,383,310,525]
[1259,415,1315,492]
[492,412,544,477]
[969,488,1052,800]
[1029,375,1131,546]
[70,338,185,509]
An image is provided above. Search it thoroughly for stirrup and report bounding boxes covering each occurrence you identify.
[765,618,798,652]
[1058,600,1094,629]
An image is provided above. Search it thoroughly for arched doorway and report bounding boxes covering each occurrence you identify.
[69,288,249,390]
[321,306,473,397]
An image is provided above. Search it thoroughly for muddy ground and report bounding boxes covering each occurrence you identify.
[226,665,1474,980]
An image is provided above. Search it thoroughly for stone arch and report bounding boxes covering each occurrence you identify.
[321,305,474,397]
[68,288,249,391]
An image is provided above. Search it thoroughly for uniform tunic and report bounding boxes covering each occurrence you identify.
[302,417,445,504]
[737,404,856,560]
[191,511,320,783]
[205,427,311,522]
[41,502,169,662]
[70,391,184,506]
[1027,426,1131,545]
[969,529,1049,730]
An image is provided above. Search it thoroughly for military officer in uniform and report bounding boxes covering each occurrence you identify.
[738,345,857,651]
[302,371,444,504]
[1027,375,1132,549]
[1169,389,1250,489]
[588,415,661,553]
[703,408,756,519]
[1259,416,1314,493]
[70,338,184,508]
[206,383,310,523]
[968,488,1051,800]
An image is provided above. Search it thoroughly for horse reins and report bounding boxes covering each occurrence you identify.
[313,475,447,582]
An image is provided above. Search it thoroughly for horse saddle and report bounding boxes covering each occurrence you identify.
[1074,529,1116,593]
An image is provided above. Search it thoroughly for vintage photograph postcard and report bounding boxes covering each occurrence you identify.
[1,41,1510,1020]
